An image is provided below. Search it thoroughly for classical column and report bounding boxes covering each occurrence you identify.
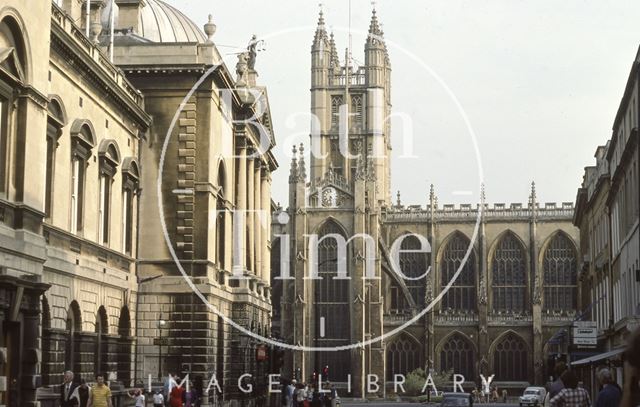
[234,135,247,274]
[247,153,255,275]
[254,160,262,284]
[261,171,272,284]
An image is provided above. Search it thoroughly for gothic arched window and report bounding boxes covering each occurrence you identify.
[492,232,527,312]
[314,221,351,382]
[440,333,475,380]
[441,233,477,312]
[386,335,422,380]
[399,235,428,308]
[331,95,343,128]
[493,333,528,381]
[351,94,363,127]
[543,233,577,311]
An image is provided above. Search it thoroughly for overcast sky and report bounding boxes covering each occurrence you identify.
[166,0,640,207]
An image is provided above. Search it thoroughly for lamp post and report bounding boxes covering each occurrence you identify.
[157,315,167,380]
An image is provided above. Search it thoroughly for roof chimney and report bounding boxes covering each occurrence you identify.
[115,0,146,33]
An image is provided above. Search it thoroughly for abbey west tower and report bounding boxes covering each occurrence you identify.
[282,8,391,396]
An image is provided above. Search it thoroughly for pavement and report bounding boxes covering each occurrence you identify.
[340,402,520,407]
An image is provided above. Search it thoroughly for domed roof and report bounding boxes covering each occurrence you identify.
[137,0,206,43]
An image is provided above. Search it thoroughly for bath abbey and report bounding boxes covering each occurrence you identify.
[271,9,580,397]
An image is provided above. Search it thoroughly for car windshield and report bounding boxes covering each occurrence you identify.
[525,390,540,395]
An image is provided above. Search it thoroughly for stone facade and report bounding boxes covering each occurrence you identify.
[573,45,640,387]
[108,1,278,405]
[274,10,581,397]
[0,1,278,406]
[0,1,151,405]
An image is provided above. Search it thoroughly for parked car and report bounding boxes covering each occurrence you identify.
[441,392,473,407]
[519,386,546,407]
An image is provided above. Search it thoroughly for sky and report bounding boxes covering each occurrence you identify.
[165,0,640,207]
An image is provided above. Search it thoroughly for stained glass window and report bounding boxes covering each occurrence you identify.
[543,233,577,311]
[440,333,475,380]
[314,221,351,381]
[492,232,527,311]
[493,333,528,381]
[441,233,477,312]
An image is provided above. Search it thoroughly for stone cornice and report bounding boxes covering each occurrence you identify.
[50,4,151,131]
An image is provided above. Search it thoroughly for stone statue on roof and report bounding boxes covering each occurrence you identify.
[247,34,259,70]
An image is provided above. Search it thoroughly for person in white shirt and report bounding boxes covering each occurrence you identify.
[153,390,165,407]
[127,388,145,407]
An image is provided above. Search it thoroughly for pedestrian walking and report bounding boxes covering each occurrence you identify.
[549,370,591,407]
[502,388,508,403]
[153,390,165,407]
[72,379,91,407]
[169,380,185,407]
[595,368,622,407]
[287,379,297,407]
[548,362,568,399]
[88,374,113,407]
[60,370,79,407]
[127,388,145,407]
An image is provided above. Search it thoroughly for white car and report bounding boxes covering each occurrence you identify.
[519,387,546,407]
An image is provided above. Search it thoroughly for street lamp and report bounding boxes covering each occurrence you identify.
[157,315,167,380]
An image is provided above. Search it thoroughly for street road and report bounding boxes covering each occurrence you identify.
[341,403,520,407]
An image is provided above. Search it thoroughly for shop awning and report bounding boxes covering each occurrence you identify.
[571,348,625,366]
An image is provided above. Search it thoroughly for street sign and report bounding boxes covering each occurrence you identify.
[573,327,597,338]
[572,321,597,348]
[573,337,597,346]
[574,321,597,328]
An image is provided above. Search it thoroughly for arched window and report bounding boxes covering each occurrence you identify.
[351,95,363,127]
[386,335,422,380]
[70,120,96,235]
[45,97,65,218]
[543,233,577,311]
[400,235,428,307]
[95,306,109,376]
[331,95,343,127]
[314,221,351,382]
[98,140,120,245]
[492,232,527,312]
[441,233,476,312]
[65,301,82,373]
[117,306,132,386]
[121,158,139,255]
[395,235,428,309]
[440,333,475,380]
[216,163,227,272]
[493,333,528,381]
[0,16,27,197]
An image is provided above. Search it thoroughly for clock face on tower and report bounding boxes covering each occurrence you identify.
[321,187,337,207]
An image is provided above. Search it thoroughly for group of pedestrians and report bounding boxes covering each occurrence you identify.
[59,370,202,407]
[547,363,622,407]
[59,371,113,407]
[472,386,507,403]
[283,379,340,407]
